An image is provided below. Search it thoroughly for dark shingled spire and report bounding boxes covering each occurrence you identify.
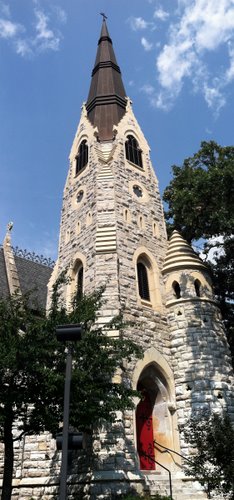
[86,19,127,141]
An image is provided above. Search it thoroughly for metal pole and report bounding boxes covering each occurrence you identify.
[59,344,72,500]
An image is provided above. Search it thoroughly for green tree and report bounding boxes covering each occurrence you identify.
[163,140,234,242]
[181,413,234,499]
[163,140,234,362]
[0,277,142,500]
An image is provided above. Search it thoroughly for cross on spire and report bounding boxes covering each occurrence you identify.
[100,12,107,20]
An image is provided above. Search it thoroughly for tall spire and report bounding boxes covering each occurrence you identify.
[86,18,127,141]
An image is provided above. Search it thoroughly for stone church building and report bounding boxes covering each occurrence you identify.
[0,18,234,500]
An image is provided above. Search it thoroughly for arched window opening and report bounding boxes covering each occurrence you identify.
[75,140,88,175]
[124,208,131,223]
[194,279,201,297]
[125,135,143,168]
[173,281,181,299]
[139,216,143,229]
[77,266,83,298]
[153,222,159,238]
[136,365,171,471]
[137,261,150,301]
[65,229,70,244]
[77,221,81,235]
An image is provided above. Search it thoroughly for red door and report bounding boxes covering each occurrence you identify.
[136,390,155,470]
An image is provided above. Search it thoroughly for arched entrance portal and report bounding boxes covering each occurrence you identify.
[136,364,173,471]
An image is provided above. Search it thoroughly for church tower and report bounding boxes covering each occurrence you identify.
[47,18,234,500]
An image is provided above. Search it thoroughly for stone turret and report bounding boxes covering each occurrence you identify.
[163,231,234,457]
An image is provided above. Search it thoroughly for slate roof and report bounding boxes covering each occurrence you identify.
[0,247,53,310]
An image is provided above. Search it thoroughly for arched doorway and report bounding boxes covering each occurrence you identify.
[135,364,173,471]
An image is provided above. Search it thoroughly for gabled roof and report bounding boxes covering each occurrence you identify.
[86,19,127,141]
[0,246,52,310]
[162,230,208,274]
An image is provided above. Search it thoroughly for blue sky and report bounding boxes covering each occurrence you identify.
[0,0,233,259]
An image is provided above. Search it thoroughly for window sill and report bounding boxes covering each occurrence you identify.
[74,164,87,178]
[126,159,146,174]
[140,299,152,308]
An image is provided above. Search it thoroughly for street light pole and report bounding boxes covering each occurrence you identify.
[59,343,72,500]
[55,324,83,500]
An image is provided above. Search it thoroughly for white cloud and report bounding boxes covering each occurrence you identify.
[34,10,60,51]
[226,43,234,82]
[54,6,67,24]
[203,83,226,110]
[141,37,153,51]
[200,236,225,263]
[128,16,152,31]
[0,5,65,56]
[141,83,155,95]
[15,39,32,57]
[154,7,169,21]
[0,18,22,38]
[153,0,234,112]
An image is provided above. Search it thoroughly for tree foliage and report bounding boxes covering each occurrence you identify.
[163,140,234,363]
[0,275,142,500]
[163,140,234,243]
[181,413,234,499]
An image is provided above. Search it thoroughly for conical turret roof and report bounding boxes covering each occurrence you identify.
[86,19,127,141]
[162,230,207,274]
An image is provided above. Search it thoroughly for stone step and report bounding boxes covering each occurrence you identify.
[145,475,208,500]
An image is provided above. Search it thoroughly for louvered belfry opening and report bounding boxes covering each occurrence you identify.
[137,262,150,301]
[76,140,88,175]
[125,135,143,168]
[86,19,127,141]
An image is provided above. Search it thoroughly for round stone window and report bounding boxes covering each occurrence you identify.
[133,185,143,198]
[76,190,84,203]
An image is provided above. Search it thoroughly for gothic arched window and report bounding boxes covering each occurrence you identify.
[77,266,83,298]
[194,279,201,297]
[125,135,143,168]
[172,281,181,299]
[137,261,150,301]
[75,140,88,175]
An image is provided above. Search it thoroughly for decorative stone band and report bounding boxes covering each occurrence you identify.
[165,296,219,307]
[95,225,117,253]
